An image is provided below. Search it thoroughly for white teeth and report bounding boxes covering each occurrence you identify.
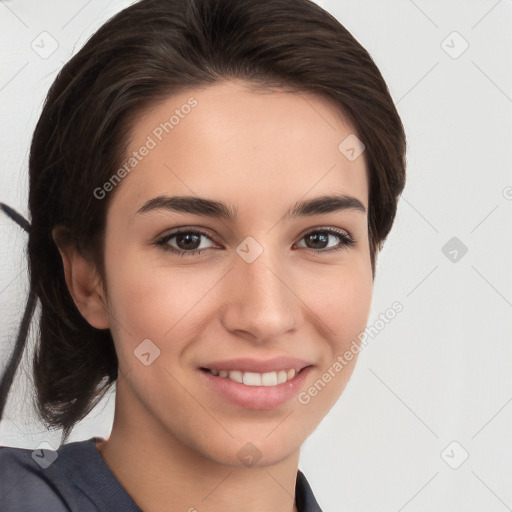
[229,370,243,383]
[207,368,300,386]
[277,370,288,384]
[261,371,278,386]
[243,372,261,386]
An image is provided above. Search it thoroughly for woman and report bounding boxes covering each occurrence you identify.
[0,0,406,510]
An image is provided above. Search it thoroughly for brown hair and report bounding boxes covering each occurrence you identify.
[0,0,406,444]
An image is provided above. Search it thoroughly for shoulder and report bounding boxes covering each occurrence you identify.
[0,437,142,512]
[0,440,90,512]
[0,443,72,511]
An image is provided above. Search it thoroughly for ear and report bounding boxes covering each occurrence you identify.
[52,227,110,330]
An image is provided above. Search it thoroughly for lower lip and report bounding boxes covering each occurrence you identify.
[199,366,313,410]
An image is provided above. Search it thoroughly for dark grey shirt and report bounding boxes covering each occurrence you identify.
[0,437,323,511]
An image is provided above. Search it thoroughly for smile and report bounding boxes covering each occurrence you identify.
[203,368,301,386]
[199,363,313,410]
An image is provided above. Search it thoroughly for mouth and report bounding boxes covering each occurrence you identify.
[197,357,314,410]
[199,366,309,386]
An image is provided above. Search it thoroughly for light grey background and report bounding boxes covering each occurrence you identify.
[1,1,511,511]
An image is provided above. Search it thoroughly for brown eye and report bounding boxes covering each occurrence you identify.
[155,229,215,256]
[296,228,355,254]
[173,232,202,251]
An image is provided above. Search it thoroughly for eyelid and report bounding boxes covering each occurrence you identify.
[294,226,356,253]
[157,226,215,238]
[154,225,356,256]
[155,226,217,248]
[156,224,354,242]
[297,225,353,240]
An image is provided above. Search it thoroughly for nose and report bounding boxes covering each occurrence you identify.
[220,243,299,343]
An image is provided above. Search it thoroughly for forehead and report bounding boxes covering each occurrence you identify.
[111,80,368,220]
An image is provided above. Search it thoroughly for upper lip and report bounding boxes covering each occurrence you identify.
[200,356,312,373]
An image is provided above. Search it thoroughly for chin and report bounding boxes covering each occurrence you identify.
[227,431,303,468]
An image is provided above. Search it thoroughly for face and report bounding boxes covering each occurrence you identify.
[96,79,373,467]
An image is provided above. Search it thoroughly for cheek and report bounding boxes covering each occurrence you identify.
[309,258,373,350]
[104,247,220,346]
[296,267,372,432]
[333,277,372,344]
[104,233,372,355]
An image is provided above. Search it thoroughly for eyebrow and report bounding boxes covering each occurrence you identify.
[135,193,366,221]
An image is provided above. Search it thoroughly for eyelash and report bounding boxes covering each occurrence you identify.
[154,227,356,257]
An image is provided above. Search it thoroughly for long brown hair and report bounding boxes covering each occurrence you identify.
[0,0,406,444]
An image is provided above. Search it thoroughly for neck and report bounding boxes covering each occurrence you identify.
[96,384,301,512]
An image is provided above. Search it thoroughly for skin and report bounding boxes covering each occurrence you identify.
[54,79,373,512]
